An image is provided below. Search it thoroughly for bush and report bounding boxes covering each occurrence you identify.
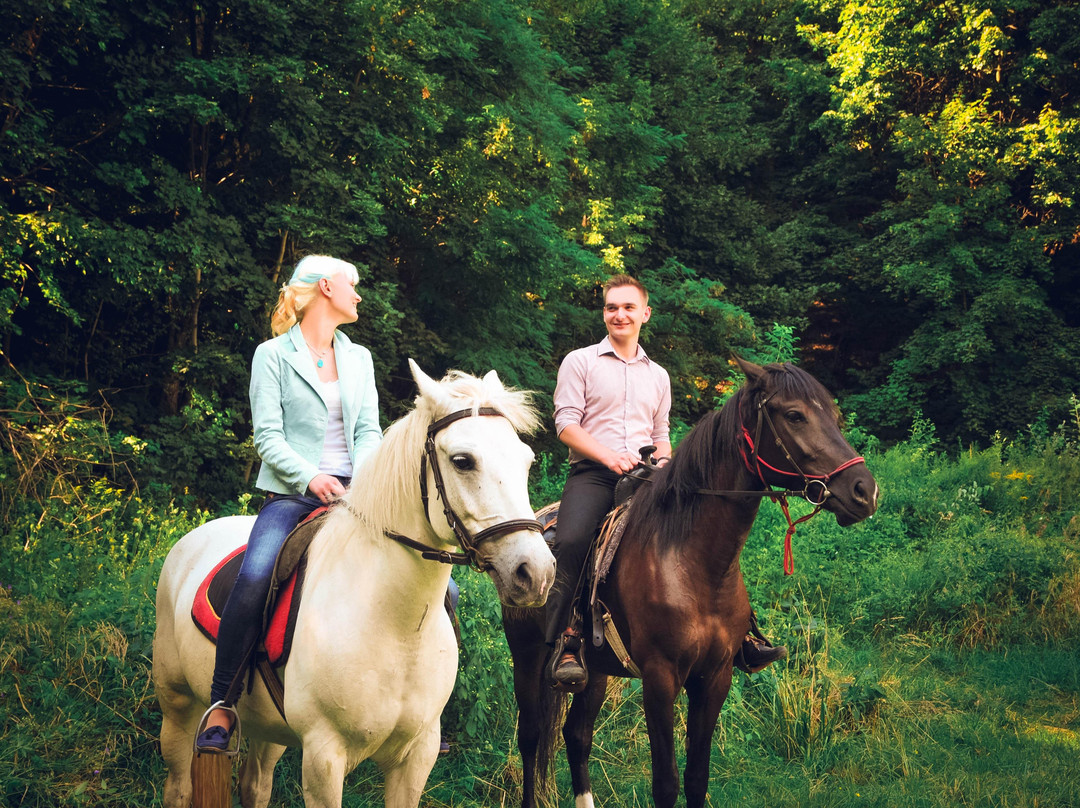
[740,419,1080,647]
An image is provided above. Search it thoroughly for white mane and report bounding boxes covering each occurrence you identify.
[346,369,540,535]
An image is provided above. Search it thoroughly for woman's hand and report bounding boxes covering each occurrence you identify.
[308,474,347,504]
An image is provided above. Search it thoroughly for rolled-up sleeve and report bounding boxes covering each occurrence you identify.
[553,350,588,436]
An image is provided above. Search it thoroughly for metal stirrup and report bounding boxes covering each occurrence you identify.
[193,700,242,758]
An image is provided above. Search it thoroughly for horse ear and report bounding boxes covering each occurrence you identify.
[482,369,503,389]
[734,355,765,384]
[409,359,451,408]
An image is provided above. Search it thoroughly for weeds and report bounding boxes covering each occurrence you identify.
[2,389,1080,806]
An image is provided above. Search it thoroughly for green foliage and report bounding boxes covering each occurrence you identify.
[5,0,1080,803]
[806,0,1080,441]
[2,396,1079,805]
[0,598,165,807]
[528,450,570,509]
[3,0,1080,508]
[742,415,1080,649]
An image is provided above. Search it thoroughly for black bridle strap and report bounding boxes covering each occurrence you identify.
[419,406,504,512]
[383,529,473,566]
[409,406,544,570]
[471,518,546,545]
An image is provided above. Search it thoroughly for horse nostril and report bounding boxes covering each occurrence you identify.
[853,479,870,505]
[514,562,533,591]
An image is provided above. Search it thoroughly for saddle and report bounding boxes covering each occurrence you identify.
[190,507,329,719]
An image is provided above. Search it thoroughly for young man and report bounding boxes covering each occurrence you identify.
[547,274,786,690]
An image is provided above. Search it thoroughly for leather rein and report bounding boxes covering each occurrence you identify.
[693,390,866,575]
[383,406,543,571]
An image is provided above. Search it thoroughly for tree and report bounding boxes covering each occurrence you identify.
[804,0,1080,439]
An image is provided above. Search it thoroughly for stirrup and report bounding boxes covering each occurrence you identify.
[549,629,588,692]
[193,701,242,758]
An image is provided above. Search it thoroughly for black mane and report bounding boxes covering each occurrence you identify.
[628,362,838,554]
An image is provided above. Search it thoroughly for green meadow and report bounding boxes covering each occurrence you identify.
[3,416,1078,807]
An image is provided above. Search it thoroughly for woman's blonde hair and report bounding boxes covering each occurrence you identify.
[271,255,359,336]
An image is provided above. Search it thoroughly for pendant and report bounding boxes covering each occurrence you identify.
[317,359,324,368]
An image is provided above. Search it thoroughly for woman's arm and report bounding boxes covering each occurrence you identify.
[249,341,321,495]
[350,346,383,466]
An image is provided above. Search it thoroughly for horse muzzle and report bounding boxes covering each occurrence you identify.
[823,466,879,525]
[484,531,556,608]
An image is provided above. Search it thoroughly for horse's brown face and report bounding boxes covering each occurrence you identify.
[739,359,879,526]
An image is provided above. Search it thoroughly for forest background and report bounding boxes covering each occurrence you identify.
[2,0,1080,806]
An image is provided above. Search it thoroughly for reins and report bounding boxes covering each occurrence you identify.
[382,406,543,571]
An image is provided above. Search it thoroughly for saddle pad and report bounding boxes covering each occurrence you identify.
[593,500,630,585]
[535,498,629,593]
[190,547,307,667]
[535,501,560,544]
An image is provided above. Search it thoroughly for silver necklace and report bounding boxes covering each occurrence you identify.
[306,341,333,368]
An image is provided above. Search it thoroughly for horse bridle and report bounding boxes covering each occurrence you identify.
[739,391,866,504]
[694,388,866,574]
[383,406,543,570]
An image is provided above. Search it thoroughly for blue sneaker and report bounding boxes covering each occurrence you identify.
[195,724,233,753]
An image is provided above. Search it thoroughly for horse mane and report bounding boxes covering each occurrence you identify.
[630,362,838,554]
[347,369,541,535]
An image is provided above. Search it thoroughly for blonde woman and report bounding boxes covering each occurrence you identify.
[196,255,382,752]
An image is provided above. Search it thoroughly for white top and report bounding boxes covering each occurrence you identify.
[317,380,353,478]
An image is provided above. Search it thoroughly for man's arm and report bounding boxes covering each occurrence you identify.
[558,423,639,474]
[554,350,638,474]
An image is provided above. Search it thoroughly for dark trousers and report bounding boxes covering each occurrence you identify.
[544,462,620,646]
[209,489,328,704]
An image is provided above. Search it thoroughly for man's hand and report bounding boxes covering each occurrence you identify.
[308,473,347,504]
[603,451,639,475]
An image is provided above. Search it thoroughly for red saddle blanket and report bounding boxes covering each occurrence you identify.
[190,545,307,667]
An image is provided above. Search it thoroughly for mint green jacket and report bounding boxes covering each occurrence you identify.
[250,324,382,495]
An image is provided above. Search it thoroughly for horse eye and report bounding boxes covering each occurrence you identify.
[785,411,806,424]
[450,454,475,471]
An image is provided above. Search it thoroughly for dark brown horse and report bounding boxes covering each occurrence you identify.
[503,358,879,808]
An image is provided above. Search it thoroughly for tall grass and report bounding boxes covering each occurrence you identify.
[2,391,1079,806]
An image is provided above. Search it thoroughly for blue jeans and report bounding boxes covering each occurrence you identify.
[209,489,327,705]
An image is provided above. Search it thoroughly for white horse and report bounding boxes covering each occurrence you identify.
[153,360,556,808]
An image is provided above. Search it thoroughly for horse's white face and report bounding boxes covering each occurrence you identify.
[429,414,555,607]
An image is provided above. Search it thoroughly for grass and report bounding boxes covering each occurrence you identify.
[2,569,1078,807]
[2,425,1079,806]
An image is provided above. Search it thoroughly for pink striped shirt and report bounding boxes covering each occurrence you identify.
[554,337,671,463]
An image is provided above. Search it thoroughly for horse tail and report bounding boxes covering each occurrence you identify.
[190,752,232,808]
[534,667,568,795]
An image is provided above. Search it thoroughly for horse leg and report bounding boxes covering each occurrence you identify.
[155,671,202,808]
[510,637,548,808]
[563,673,609,808]
[641,668,681,808]
[683,671,732,808]
[300,739,349,808]
[237,739,286,808]
[382,726,441,808]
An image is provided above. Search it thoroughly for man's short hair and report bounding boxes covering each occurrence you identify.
[603,274,649,303]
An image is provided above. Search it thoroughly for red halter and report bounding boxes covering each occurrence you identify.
[739,394,866,574]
